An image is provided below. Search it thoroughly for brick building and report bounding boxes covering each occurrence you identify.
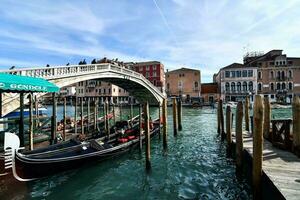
[201,83,219,104]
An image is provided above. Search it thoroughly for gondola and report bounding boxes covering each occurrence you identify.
[3,118,160,181]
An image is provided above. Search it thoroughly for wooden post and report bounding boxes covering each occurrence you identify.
[81,97,84,135]
[235,101,243,178]
[158,102,161,139]
[139,104,143,151]
[217,100,221,134]
[226,105,232,155]
[120,102,122,121]
[105,99,110,138]
[263,96,271,139]
[172,98,178,136]
[94,98,98,131]
[51,93,57,145]
[87,97,90,132]
[163,98,168,149]
[177,99,182,131]
[34,95,39,128]
[29,93,33,150]
[220,99,225,140]
[130,97,133,120]
[74,96,77,135]
[253,95,264,199]
[293,96,300,156]
[0,92,2,118]
[245,96,250,132]
[18,92,25,147]
[144,101,151,170]
[63,97,67,141]
[112,103,116,125]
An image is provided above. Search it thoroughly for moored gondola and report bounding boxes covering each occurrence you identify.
[4,118,160,181]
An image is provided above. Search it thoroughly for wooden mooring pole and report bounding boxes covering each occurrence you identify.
[158,102,161,139]
[63,97,67,141]
[51,93,57,145]
[253,95,264,199]
[293,96,300,156]
[35,95,39,128]
[178,99,182,131]
[245,96,250,132]
[112,103,116,125]
[144,101,151,170]
[19,92,25,147]
[220,99,225,140]
[94,98,98,131]
[105,99,110,138]
[173,98,178,136]
[87,97,90,132]
[217,99,221,134]
[263,96,271,139]
[226,105,232,155]
[139,104,143,152]
[163,98,168,149]
[235,101,243,179]
[81,97,84,135]
[29,93,33,150]
[74,96,77,135]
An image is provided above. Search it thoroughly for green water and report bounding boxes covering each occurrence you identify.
[3,107,255,199]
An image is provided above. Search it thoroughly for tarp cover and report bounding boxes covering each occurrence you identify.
[0,73,59,93]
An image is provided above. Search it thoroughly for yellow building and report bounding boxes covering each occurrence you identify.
[165,68,201,101]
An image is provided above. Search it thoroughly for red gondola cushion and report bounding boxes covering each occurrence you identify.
[127,136,135,140]
[118,138,128,143]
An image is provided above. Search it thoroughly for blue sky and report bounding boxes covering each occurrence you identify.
[0,0,300,82]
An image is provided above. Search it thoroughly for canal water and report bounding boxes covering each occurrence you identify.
[2,106,257,199]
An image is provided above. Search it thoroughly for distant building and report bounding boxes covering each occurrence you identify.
[243,50,300,103]
[165,67,201,102]
[59,86,76,97]
[76,80,129,104]
[201,83,219,104]
[215,63,257,102]
[133,61,165,92]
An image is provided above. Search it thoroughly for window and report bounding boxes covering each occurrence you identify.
[270,83,274,91]
[258,71,262,79]
[231,82,235,91]
[281,71,285,79]
[167,83,170,90]
[153,80,157,86]
[282,83,286,90]
[225,82,229,91]
[270,62,275,65]
[243,81,247,91]
[103,89,106,94]
[248,70,253,77]
[113,88,115,92]
[289,70,292,78]
[225,71,230,78]
[194,81,198,88]
[236,71,241,77]
[289,82,293,90]
[237,82,241,91]
[249,81,253,91]
[99,89,101,94]
[146,66,149,71]
[242,70,247,77]
[145,72,149,78]
[109,89,111,93]
[277,71,280,79]
[277,83,280,90]
[270,71,274,79]
[258,83,262,91]
[288,61,293,65]
[231,71,236,78]
[271,95,275,99]
[139,66,143,71]
[153,71,157,77]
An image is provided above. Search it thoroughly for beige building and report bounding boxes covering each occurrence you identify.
[165,68,201,101]
[76,80,130,104]
[244,50,300,103]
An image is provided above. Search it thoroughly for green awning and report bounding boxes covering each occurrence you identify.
[0,73,59,93]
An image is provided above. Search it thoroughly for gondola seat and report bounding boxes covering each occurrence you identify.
[118,138,128,143]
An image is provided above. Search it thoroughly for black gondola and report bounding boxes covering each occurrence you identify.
[4,118,160,181]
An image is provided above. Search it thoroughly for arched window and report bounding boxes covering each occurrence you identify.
[289,82,293,90]
[277,71,280,79]
[249,81,253,91]
[237,82,241,91]
[270,83,274,91]
[194,81,198,88]
[243,81,247,91]
[258,71,262,79]
[277,83,281,90]
[231,82,236,92]
[167,83,170,90]
[258,83,262,91]
[270,71,274,79]
[289,70,292,78]
[281,71,285,79]
[282,82,286,90]
[225,82,229,91]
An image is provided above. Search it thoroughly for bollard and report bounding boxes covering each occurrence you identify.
[163,98,168,149]
[235,101,244,179]
[226,105,232,156]
[253,95,264,200]
[293,96,300,156]
[245,96,250,132]
[173,98,178,136]
[178,99,182,131]
[144,102,151,170]
[263,96,271,139]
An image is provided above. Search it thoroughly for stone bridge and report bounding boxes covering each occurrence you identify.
[0,63,166,116]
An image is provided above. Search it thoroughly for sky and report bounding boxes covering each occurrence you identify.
[0,0,300,82]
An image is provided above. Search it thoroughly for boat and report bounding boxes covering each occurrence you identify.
[3,107,47,119]
[3,117,160,181]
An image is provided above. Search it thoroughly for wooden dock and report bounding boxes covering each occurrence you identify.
[234,132,300,200]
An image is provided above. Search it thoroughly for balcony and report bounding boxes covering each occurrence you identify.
[224,89,255,95]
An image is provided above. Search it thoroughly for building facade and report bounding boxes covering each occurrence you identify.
[133,61,165,92]
[201,83,219,104]
[165,68,201,101]
[216,63,257,102]
[244,50,300,103]
[76,80,130,104]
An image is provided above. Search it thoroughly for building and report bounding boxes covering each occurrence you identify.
[133,61,165,92]
[59,85,76,97]
[201,83,219,104]
[76,80,130,104]
[243,50,300,103]
[216,63,257,102]
[165,68,201,102]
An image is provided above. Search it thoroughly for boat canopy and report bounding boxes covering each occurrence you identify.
[0,73,59,93]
